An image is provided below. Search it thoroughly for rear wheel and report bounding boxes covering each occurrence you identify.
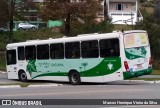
[32,27,36,30]
[19,27,23,30]
[19,71,27,82]
[69,71,81,85]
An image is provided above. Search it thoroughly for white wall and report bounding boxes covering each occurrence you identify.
[106,0,139,25]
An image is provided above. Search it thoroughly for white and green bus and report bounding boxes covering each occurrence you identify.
[6,30,152,85]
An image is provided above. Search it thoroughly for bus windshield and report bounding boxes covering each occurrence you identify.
[124,33,149,48]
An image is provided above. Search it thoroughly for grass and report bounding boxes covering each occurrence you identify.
[114,25,133,31]
[0,51,6,71]
[151,70,160,75]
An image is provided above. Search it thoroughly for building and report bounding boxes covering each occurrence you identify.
[105,0,143,25]
[71,0,143,25]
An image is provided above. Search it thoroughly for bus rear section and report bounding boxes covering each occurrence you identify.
[122,31,152,79]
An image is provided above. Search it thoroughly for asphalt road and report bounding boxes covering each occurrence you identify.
[0,83,160,108]
[0,71,160,108]
[0,83,160,99]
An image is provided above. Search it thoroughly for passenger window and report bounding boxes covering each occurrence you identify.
[18,47,25,60]
[6,50,16,65]
[25,46,36,60]
[50,43,64,59]
[37,45,49,60]
[100,39,120,57]
[65,42,80,59]
[81,40,99,58]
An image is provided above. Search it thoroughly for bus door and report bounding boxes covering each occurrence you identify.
[6,49,18,79]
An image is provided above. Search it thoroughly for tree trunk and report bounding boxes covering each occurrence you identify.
[65,13,71,36]
[9,0,14,43]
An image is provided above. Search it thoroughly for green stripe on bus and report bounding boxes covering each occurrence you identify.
[125,47,147,60]
[30,57,121,79]
[123,67,152,79]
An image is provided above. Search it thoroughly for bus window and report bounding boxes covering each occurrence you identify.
[50,43,64,59]
[6,50,16,65]
[100,39,120,57]
[37,44,49,60]
[25,46,36,60]
[81,40,99,58]
[65,42,80,59]
[18,47,25,60]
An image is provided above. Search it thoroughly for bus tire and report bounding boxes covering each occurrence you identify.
[18,71,27,82]
[69,71,81,85]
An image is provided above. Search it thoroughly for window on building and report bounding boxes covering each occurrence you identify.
[50,43,64,59]
[65,42,80,59]
[18,47,25,60]
[81,40,99,58]
[126,4,128,8]
[37,44,49,60]
[116,4,123,10]
[25,46,36,60]
[6,50,16,65]
[100,39,120,57]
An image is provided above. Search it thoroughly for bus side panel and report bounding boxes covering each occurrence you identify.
[24,58,123,83]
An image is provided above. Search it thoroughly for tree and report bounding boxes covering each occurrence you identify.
[0,0,9,27]
[42,0,101,36]
[136,12,160,60]
[14,0,39,21]
[0,0,39,43]
[154,0,160,24]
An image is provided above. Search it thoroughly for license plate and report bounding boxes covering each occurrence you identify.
[137,64,142,69]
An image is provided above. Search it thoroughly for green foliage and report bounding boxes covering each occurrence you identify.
[69,20,113,36]
[15,0,39,21]
[0,51,6,71]
[0,32,9,50]
[84,20,113,34]
[0,28,63,50]
[0,0,9,27]
[13,28,63,42]
[141,1,155,7]
[114,25,132,31]
[154,0,160,24]
[42,0,101,36]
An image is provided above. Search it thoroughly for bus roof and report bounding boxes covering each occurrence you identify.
[6,30,147,49]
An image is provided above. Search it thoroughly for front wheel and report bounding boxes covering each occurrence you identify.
[32,27,36,30]
[19,71,27,82]
[19,27,23,30]
[69,71,81,85]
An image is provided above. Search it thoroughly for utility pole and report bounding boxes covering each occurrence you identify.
[9,0,14,43]
[131,12,133,30]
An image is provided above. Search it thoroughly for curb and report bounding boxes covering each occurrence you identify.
[28,84,62,87]
[0,85,20,88]
[0,71,6,73]
[0,80,160,88]
[125,80,160,84]
[148,81,160,83]
[0,84,62,88]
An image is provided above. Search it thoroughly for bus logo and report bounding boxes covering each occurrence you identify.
[108,63,113,70]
